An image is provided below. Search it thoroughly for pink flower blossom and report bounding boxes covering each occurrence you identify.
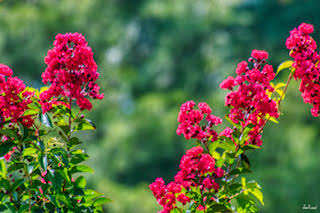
[251,49,268,61]
[0,65,34,127]
[0,64,13,77]
[40,33,104,113]
[286,23,320,117]
[176,101,222,142]
[220,50,279,146]
[220,76,236,90]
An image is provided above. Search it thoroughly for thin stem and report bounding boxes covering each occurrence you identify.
[224,147,241,189]
[202,121,214,153]
[68,97,72,140]
[67,97,72,152]
[258,71,293,134]
[278,71,293,106]
[230,155,242,184]
[224,120,245,185]
[202,141,210,153]
[229,189,244,200]
[71,110,81,122]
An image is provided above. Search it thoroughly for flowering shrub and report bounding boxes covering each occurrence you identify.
[150,23,317,212]
[0,33,109,212]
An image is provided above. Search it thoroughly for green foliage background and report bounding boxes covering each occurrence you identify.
[1,0,320,212]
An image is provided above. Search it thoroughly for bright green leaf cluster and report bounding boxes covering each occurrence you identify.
[0,93,109,212]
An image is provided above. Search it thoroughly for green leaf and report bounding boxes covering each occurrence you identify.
[56,194,71,206]
[216,158,225,168]
[274,82,286,91]
[5,203,16,212]
[58,130,68,142]
[39,153,48,171]
[170,209,181,213]
[241,177,246,188]
[243,145,261,151]
[18,122,29,140]
[68,137,81,148]
[0,142,15,157]
[248,188,264,205]
[265,114,279,124]
[240,154,250,170]
[18,205,29,213]
[227,183,242,193]
[229,167,251,175]
[239,126,253,145]
[58,167,71,184]
[236,148,244,157]
[236,194,259,212]
[48,194,61,208]
[0,129,18,139]
[49,171,63,193]
[211,151,220,160]
[93,197,112,206]
[11,179,25,191]
[43,154,48,170]
[217,136,236,152]
[209,141,220,154]
[247,180,262,190]
[70,149,84,155]
[28,102,41,110]
[57,121,69,135]
[71,165,94,174]
[40,113,53,128]
[224,152,236,164]
[75,176,86,188]
[0,179,11,191]
[70,153,89,164]
[23,109,39,116]
[276,60,293,75]
[23,147,38,156]
[37,140,45,152]
[224,115,240,129]
[215,158,225,168]
[0,204,6,211]
[74,119,96,131]
[7,163,24,173]
[210,204,231,212]
[84,189,103,200]
[269,116,279,124]
[0,160,7,176]
[27,163,35,174]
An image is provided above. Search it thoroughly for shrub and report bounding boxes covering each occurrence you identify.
[0,33,109,212]
[150,23,318,213]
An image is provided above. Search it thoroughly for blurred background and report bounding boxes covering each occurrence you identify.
[1,0,320,212]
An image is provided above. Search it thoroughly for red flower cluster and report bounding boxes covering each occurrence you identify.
[40,33,104,113]
[286,23,320,116]
[174,146,222,191]
[149,178,188,213]
[220,50,279,146]
[176,101,222,142]
[0,65,34,128]
[150,146,223,212]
